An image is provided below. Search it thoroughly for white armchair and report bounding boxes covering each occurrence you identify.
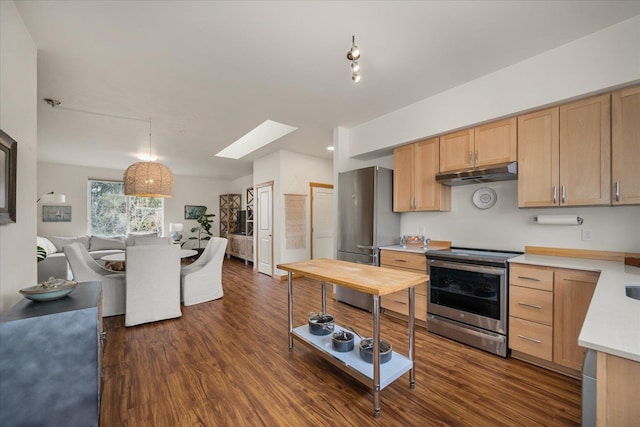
[64,242,126,317]
[125,244,181,327]
[180,237,228,306]
[133,236,170,246]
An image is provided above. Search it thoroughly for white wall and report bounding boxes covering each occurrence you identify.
[230,174,254,208]
[348,15,640,157]
[0,1,38,312]
[278,151,332,271]
[336,16,640,254]
[253,150,333,276]
[37,162,232,248]
[401,181,640,253]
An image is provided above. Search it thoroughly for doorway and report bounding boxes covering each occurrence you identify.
[256,182,273,276]
[310,183,334,260]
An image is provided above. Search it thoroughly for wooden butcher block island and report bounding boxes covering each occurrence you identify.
[277,258,429,417]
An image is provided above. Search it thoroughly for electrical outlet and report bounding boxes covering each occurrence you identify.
[582,229,593,241]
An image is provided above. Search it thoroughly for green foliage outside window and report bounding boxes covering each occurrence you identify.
[89,180,164,236]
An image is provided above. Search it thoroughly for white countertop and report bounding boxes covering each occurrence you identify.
[509,254,640,362]
[379,245,430,254]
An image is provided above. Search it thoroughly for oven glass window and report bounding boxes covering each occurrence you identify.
[429,265,501,319]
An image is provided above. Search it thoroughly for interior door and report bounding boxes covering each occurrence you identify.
[310,183,334,259]
[256,183,273,276]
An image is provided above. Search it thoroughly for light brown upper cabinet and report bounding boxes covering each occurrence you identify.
[611,85,640,205]
[518,107,560,207]
[518,94,611,207]
[394,137,450,212]
[439,118,517,172]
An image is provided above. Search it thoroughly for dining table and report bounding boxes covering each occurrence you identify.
[101,249,198,271]
[101,249,198,262]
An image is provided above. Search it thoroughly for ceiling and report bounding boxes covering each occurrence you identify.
[15,1,640,180]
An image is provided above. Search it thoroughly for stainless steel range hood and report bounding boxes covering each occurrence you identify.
[436,162,517,186]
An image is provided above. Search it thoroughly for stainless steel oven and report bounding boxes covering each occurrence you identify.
[426,248,522,357]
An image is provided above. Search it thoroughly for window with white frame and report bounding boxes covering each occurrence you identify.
[88,179,164,236]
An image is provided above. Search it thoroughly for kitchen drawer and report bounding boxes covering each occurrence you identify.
[509,316,553,361]
[510,264,554,291]
[382,289,427,321]
[380,250,426,272]
[509,285,553,325]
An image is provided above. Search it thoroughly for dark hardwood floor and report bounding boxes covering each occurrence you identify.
[101,259,581,426]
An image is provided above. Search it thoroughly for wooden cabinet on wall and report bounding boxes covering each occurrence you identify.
[439,117,517,173]
[379,250,428,326]
[611,84,640,205]
[509,264,598,377]
[518,94,611,207]
[393,137,450,212]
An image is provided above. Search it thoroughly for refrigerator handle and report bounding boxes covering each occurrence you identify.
[356,244,376,249]
[356,245,379,266]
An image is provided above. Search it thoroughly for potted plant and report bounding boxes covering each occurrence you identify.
[189,209,215,248]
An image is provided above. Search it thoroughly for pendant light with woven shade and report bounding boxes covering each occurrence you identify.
[123,120,174,198]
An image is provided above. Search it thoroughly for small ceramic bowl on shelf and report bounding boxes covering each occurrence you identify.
[400,235,429,248]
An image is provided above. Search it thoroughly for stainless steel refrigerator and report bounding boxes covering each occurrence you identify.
[336,166,400,311]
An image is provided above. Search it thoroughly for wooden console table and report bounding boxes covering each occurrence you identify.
[277,258,429,417]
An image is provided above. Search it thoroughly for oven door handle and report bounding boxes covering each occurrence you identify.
[462,325,504,342]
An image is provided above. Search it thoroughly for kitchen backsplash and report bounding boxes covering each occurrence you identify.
[401,180,640,252]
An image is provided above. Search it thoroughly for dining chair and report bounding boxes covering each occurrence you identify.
[64,242,126,317]
[180,237,228,306]
[125,244,181,326]
[133,236,171,246]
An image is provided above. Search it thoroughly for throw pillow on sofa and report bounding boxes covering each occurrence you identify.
[90,235,126,251]
[37,236,58,255]
[125,231,159,246]
[47,235,90,252]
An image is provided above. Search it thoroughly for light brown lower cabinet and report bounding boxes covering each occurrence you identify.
[509,263,598,377]
[597,351,640,426]
[380,250,428,325]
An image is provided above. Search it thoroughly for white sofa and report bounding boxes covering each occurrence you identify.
[36,233,160,283]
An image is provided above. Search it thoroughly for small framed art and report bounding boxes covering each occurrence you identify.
[184,205,206,220]
[43,205,72,222]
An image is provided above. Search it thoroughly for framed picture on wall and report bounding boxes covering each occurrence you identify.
[43,205,72,222]
[185,205,207,220]
[0,129,17,225]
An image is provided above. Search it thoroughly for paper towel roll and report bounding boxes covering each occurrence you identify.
[534,215,583,225]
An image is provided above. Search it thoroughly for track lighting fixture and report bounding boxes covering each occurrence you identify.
[346,35,361,84]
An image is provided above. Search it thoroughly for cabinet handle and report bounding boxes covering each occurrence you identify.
[469,151,473,166]
[474,150,478,167]
[562,278,596,284]
[615,181,620,202]
[394,259,407,263]
[561,185,566,204]
[517,334,541,344]
[517,302,542,309]
[552,186,557,204]
[517,275,541,282]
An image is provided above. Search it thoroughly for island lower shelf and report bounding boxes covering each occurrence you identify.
[291,324,413,390]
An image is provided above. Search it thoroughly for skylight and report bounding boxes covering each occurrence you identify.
[215,120,298,159]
